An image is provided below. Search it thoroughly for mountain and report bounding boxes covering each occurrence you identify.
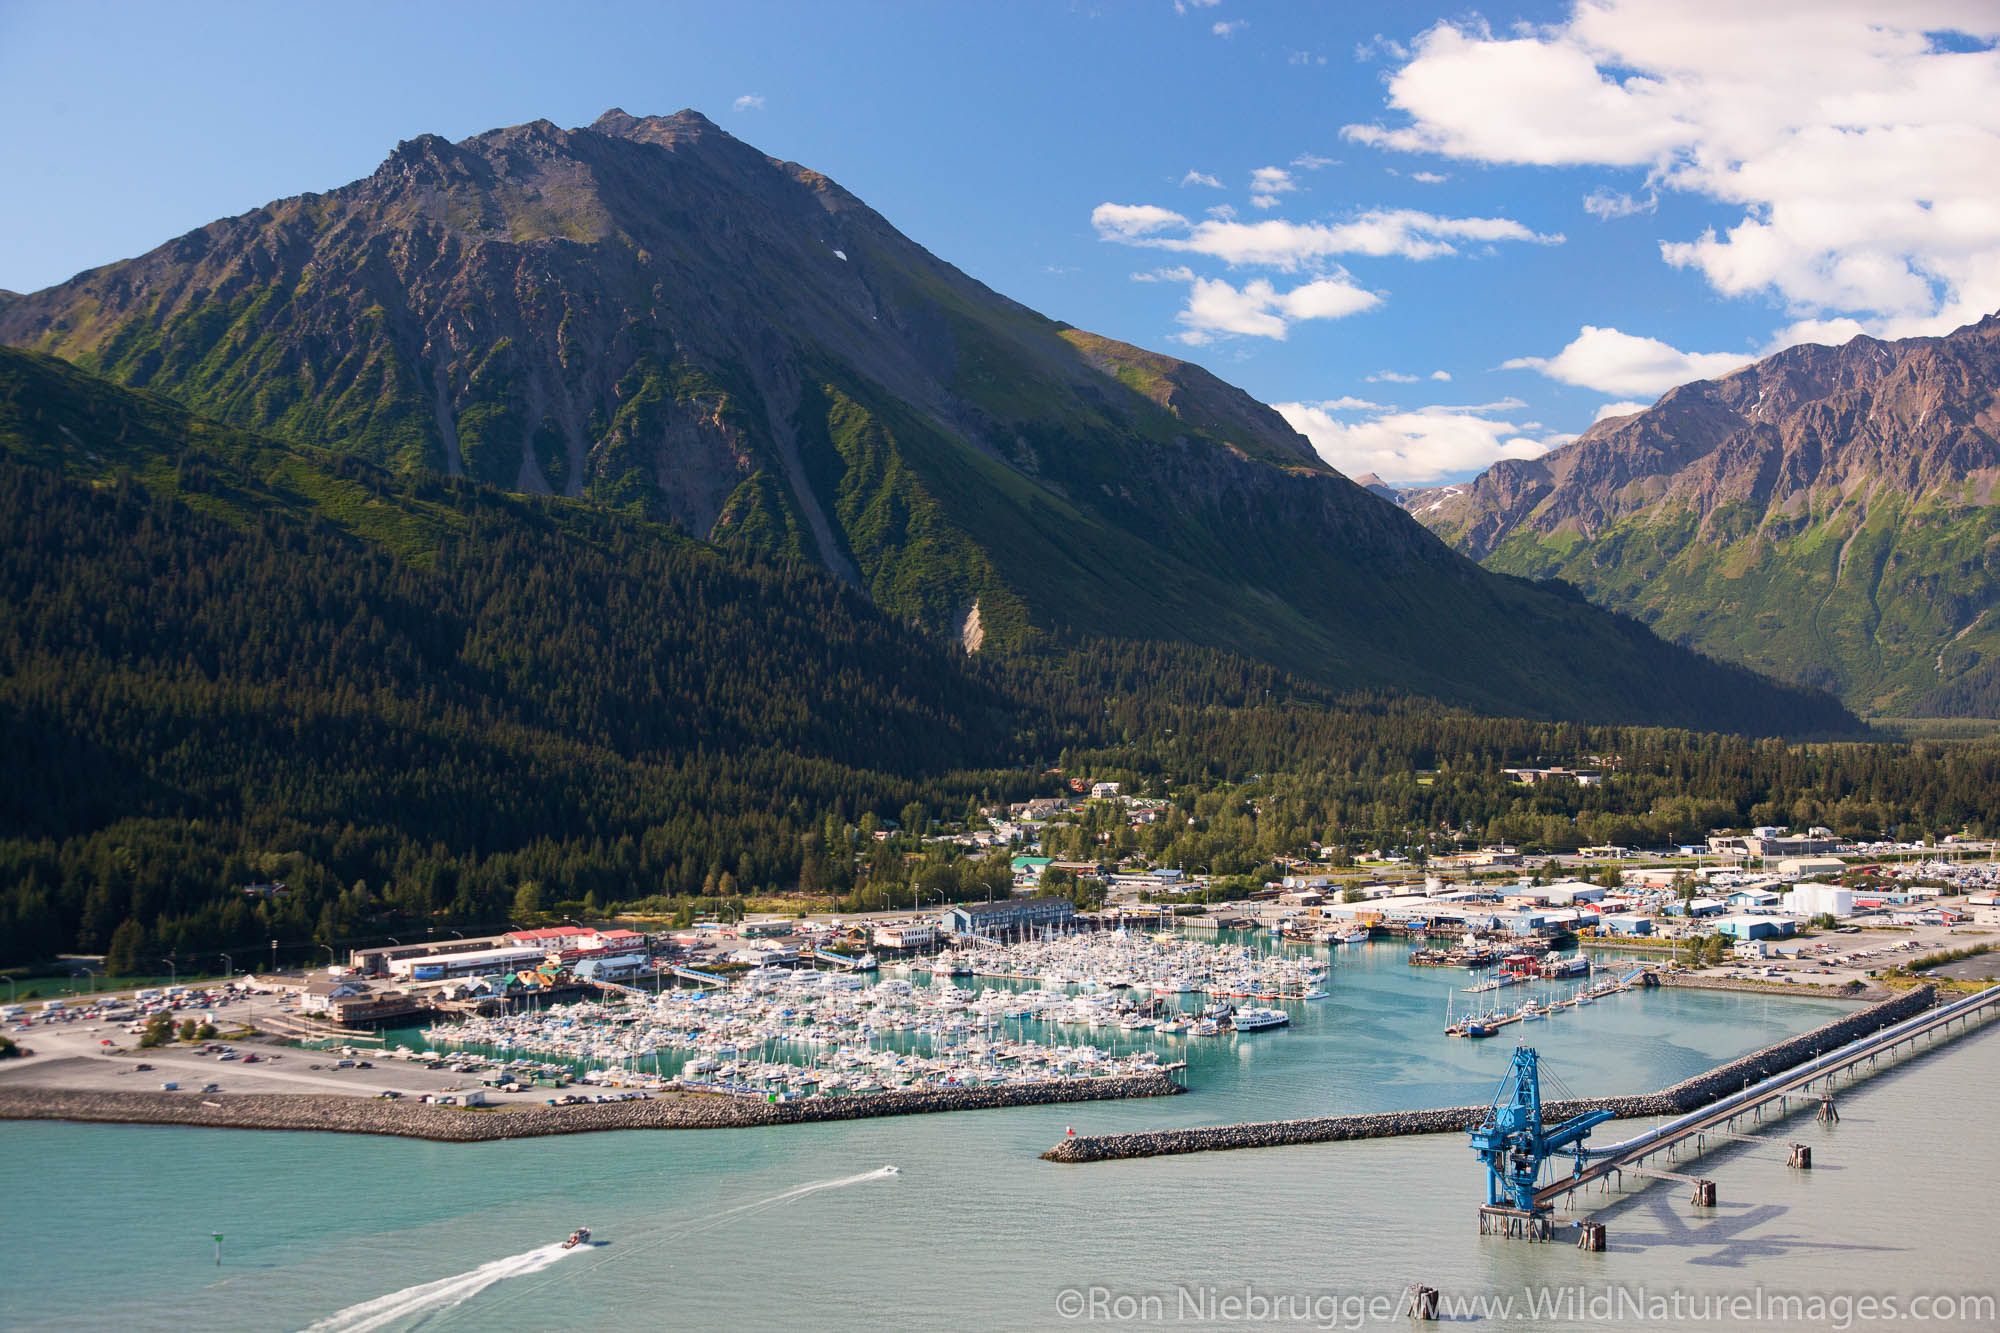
[0,110,1851,732]
[1407,316,2000,716]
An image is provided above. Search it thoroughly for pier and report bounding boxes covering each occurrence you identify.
[1530,979,2000,1217]
[1040,987,1936,1163]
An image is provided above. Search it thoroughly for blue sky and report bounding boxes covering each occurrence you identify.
[4,1,1996,483]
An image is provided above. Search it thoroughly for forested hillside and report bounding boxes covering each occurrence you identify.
[1,348,1994,972]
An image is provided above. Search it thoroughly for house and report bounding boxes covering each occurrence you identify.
[1011,856,1054,887]
[1008,797,1069,820]
[1090,782,1122,800]
[1725,888,1782,910]
[301,975,425,1024]
[1502,767,1603,786]
[300,976,372,1015]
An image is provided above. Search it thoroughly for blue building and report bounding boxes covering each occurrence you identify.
[1599,913,1655,936]
[1714,914,1796,941]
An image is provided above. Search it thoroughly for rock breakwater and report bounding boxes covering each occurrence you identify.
[0,1071,1184,1143]
[1041,987,1935,1163]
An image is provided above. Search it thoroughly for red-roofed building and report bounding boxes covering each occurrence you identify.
[505,926,599,952]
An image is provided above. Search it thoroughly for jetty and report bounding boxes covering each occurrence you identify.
[1040,987,1938,1163]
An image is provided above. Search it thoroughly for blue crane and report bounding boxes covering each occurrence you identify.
[1468,1045,1614,1211]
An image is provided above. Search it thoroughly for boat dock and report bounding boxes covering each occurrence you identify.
[1447,968,1646,1037]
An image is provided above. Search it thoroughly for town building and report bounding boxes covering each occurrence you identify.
[939,897,1077,937]
[871,921,938,950]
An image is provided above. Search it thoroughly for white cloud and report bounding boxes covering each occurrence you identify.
[1410,171,1449,184]
[1091,203,1190,240]
[1367,370,1420,383]
[1315,395,1390,411]
[1429,369,1452,381]
[1289,51,1329,66]
[732,94,766,112]
[1213,20,1247,37]
[1503,325,1755,397]
[1291,152,1338,170]
[1339,2,2000,338]
[1583,187,1657,220]
[1249,166,1296,209]
[1091,206,1561,267]
[1174,272,1382,343]
[1275,398,1563,484]
[1205,203,1237,221]
[1173,0,1221,9]
[1592,400,1653,422]
[1180,170,1223,189]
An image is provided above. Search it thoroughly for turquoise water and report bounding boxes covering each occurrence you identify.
[384,939,1855,1122]
[9,944,1995,1331]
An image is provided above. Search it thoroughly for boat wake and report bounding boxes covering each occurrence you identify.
[301,1243,576,1333]
[302,1166,898,1330]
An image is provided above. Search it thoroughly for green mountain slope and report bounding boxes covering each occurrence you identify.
[0,112,1852,733]
[1409,317,2000,717]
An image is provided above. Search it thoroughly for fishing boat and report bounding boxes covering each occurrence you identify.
[563,1227,592,1249]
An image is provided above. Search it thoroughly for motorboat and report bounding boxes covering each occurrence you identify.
[563,1227,592,1249]
[1230,1006,1291,1032]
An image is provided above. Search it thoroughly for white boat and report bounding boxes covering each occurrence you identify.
[1230,1006,1291,1032]
[563,1227,591,1249]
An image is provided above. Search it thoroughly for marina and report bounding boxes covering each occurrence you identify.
[2,975,1992,1332]
[409,928,1337,1097]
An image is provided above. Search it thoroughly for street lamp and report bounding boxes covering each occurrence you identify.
[318,944,335,971]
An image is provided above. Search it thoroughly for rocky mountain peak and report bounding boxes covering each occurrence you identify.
[1400,312,2000,715]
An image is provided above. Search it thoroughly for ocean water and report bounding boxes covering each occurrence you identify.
[8,943,1996,1332]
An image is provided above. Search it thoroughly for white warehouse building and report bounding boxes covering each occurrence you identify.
[1783,883,1854,918]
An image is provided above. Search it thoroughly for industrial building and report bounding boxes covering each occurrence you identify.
[386,945,550,980]
[1713,914,1798,941]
